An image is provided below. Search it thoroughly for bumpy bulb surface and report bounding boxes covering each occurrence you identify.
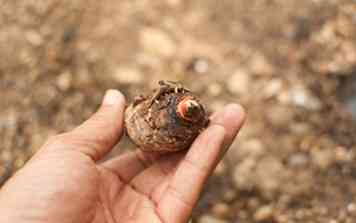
[125,81,209,153]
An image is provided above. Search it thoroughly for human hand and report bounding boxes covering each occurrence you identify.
[0,90,245,223]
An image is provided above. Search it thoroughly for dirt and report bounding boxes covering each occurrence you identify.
[1,0,356,222]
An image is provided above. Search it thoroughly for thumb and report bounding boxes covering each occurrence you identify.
[52,90,126,161]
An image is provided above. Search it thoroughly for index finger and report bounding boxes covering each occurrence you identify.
[157,104,246,223]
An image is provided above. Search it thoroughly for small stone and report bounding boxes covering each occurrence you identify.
[311,148,335,170]
[239,210,249,220]
[289,153,309,167]
[295,209,306,219]
[289,123,311,135]
[247,198,260,209]
[338,210,347,221]
[347,203,356,213]
[254,205,274,222]
[25,30,43,46]
[211,202,231,218]
[77,69,91,86]
[232,158,256,190]
[277,90,292,105]
[346,218,354,223]
[255,157,287,196]
[335,146,353,162]
[199,215,228,223]
[208,83,222,96]
[280,86,322,110]
[266,105,294,127]
[318,206,328,215]
[140,28,176,57]
[19,49,35,66]
[190,58,210,74]
[227,69,250,95]
[263,79,283,98]
[249,53,275,76]
[290,86,322,110]
[291,89,308,106]
[33,86,58,106]
[56,71,73,91]
[275,214,289,223]
[239,138,265,158]
[112,67,144,84]
[222,189,237,202]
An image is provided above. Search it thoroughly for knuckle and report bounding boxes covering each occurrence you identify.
[45,133,72,149]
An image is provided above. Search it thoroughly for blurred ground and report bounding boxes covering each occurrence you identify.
[1,0,356,222]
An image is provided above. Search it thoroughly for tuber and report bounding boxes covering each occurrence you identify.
[125,80,209,153]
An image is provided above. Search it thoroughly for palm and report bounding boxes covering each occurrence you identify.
[96,150,199,223]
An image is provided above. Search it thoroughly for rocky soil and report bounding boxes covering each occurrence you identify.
[1,0,356,222]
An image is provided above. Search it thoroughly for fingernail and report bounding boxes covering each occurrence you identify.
[103,89,123,106]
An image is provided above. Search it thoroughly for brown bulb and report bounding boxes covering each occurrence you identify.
[125,81,209,153]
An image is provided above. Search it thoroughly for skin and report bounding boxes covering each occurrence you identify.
[0,89,245,223]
